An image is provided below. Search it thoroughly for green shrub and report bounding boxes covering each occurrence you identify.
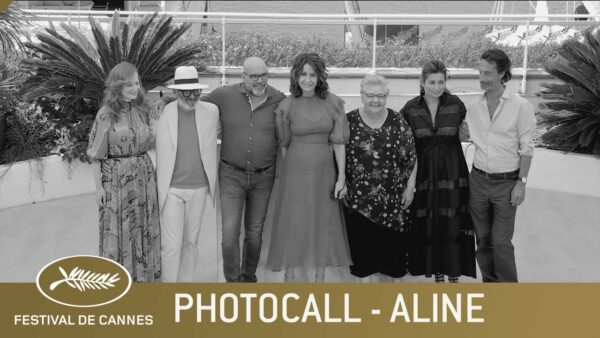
[185,27,561,69]
[2,100,57,164]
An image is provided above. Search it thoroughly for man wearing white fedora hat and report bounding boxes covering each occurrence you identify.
[155,66,219,282]
[153,57,285,282]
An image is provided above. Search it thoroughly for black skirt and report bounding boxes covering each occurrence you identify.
[343,206,410,278]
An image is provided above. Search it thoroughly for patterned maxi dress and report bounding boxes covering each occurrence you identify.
[265,93,352,271]
[400,92,476,279]
[87,104,161,282]
[344,108,416,278]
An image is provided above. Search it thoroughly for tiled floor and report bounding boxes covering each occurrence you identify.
[1,188,598,282]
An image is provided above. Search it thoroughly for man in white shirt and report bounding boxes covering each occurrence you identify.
[465,49,537,282]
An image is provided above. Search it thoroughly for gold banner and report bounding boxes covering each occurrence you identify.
[2,283,600,338]
[1,0,12,11]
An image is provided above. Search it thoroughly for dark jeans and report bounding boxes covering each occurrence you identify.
[469,169,518,282]
[219,161,275,282]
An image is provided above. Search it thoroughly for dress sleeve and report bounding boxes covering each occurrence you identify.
[455,96,466,120]
[399,104,412,132]
[329,95,350,144]
[86,108,111,160]
[275,98,292,148]
[399,113,417,170]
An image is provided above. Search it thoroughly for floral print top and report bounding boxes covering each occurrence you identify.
[345,108,417,231]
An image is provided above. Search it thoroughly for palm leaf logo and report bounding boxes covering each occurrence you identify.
[49,266,120,292]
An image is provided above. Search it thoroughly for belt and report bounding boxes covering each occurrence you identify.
[473,167,519,180]
[107,153,146,159]
[221,160,273,174]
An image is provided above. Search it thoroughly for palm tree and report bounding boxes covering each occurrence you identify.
[21,12,202,105]
[537,25,600,155]
[0,3,31,162]
[17,11,203,162]
[0,3,30,55]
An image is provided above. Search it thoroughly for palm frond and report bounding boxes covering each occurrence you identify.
[21,11,200,111]
[88,15,112,75]
[0,4,32,54]
[60,23,98,61]
[538,24,600,155]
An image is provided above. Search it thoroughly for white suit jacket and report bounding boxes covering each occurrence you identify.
[155,100,219,213]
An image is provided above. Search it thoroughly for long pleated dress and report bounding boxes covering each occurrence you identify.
[265,93,352,271]
[87,104,161,282]
[400,92,476,279]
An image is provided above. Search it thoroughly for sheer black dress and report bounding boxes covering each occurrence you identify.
[400,92,476,279]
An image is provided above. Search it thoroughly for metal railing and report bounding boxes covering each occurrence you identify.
[23,9,600,94]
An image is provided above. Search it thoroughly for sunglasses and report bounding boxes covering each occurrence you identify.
[180,89,202,97]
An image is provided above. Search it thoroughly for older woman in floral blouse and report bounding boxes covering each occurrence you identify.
[342,74,417,282]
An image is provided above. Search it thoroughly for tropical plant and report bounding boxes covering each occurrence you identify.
[0,3,30,55]
[22,12,202,104]
[19,12,203,162]
[537,25,600,155]
[1,99,58,165]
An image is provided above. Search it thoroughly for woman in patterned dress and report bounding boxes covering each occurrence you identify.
[87,62,161,282]
[342,74,417,282]
[400,60,476,283]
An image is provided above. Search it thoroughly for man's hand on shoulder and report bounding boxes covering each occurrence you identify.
[150,96,175,120]
[150,99,165,120]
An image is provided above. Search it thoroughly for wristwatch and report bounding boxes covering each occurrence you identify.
[519,176,527,184]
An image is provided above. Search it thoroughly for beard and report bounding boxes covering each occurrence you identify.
[178,97,198,111]
[251,84,266,97]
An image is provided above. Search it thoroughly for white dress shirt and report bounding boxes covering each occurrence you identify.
[465,89,536,173]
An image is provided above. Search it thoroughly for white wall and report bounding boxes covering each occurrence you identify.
[0,156,94,209]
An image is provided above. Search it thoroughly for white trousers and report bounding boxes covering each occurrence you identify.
[160,186,208,282]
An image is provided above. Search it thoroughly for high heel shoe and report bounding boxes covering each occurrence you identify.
[284,268,295,283]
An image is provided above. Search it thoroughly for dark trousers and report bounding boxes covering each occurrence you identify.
[469,169,518,282]
[219,162,275,282]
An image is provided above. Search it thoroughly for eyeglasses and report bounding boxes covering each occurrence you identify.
[361,92,388,100]
[180,89,202,97]
[244,72,269,81]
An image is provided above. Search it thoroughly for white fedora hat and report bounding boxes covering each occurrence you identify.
[167,66,209,90]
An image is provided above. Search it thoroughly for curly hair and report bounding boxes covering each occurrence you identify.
[289,53,329,99]
[360,74,389,94]
[480,49,512,84]
[102,62,148,123]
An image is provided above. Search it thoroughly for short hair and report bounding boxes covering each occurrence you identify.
[419,60,448,96]
[289,53,329,99]
[480,49,512,84]
[102,62,148,123]
[360,74,389,94]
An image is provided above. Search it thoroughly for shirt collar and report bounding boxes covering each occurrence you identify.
[480,85,511,105]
